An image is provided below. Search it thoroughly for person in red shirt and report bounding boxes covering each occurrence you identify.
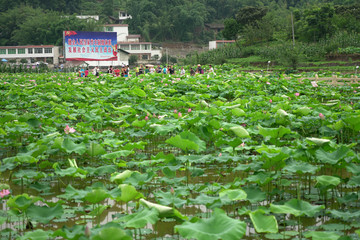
[114,68,120,77]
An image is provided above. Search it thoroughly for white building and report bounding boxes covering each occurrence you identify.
[76,15,99,21]
[103,24,162,63]
[0,45,60,65]
[209,40,236,50]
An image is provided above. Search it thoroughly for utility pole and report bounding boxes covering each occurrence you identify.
[291,12,295,47]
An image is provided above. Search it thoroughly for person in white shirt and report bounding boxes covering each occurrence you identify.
[180,67,185,76]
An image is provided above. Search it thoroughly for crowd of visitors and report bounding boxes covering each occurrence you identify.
[77,64,215,78]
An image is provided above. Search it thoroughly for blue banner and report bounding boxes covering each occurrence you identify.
[64,31,117,61]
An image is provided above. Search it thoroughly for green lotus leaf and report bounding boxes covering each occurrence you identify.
[304,231,340,240]
[166,131,206,153]
[230,126,250,138]
[316,175,341,187]
[84,188,111,204]
[88,142,107,156]
[294,106,311,116]
[155,191,187,208]
[283,160,319,174]
[116,184,143,203]
[175,208,246,240]
[131,88,146,97]
[249,209,278,233]
[91,227,132,240]
[190,193,222,209]
[110,170,135,184]
[26,203,63,224]
[315,146,350,164]
[19,229,53,240]
[132,119,147,128]
[343,115,360,131]
[102,150,134,159]
[116,208,159,228]
[219,189,247,201]
[270,199,324,217]
[7,194,43,213]
[243,187,266,203]
[305,138,330,146]
[327,209,360,221]
[258,126,291,139]
[139,198,188,221]
[62,138,87,155]
[231,108,246,117]
[151,124,181,135]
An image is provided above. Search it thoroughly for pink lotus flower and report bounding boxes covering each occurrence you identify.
[81,81,84,83]
[153,113,156,117]
[269,99,272,103]
[178,112,182,117]
[170,187,175,195]
[68,77,71,80]
[218,153,222,157]
[266,81,271,85]
[57,83,61,86]
[29,80,35,82]
[176,78,180,81]
[319,113,325,120]
[172,81,175,84]
[161,80,163,83]
[145,116,149,121]
[64,125,76,134]
[188,108,192,113]
[239,142,245,147]
[4,82,8,84]
[174,109,177,113]
[207,85,210,88]
[34,84,37,86]
[0,189,10,198]
[311,81,318,87]
[295,93,300,96]
[165,83,168,86]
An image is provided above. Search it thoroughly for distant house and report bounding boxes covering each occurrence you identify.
[0,45,60,64]
[104,24,162,62]
[205,23,225,34]
[209,40,236,50]
[76,15,99,21]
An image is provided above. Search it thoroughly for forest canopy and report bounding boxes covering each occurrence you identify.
[0,0,359,46]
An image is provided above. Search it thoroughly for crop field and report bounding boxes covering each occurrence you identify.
[0,65,359,240]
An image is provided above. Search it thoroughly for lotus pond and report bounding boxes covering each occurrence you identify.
[0,66,360,240]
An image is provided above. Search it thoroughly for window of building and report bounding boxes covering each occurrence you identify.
[106,27,113,32]
[0,49,6,55]
[131,44,140,50]
[28,48,33,54]
[142,55,148,60]
[8,49,16,54]
[141,44,150,50]
[44,48,52,53]
[34,48,43,54]
[120,44,129,50]
[18,49,25,54]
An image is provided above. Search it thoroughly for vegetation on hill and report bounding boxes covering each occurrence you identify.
[1,0,360,68]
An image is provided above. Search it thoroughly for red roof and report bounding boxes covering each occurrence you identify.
[0,45,55,49]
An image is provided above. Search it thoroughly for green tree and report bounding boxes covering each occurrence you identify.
[295,4,336,42]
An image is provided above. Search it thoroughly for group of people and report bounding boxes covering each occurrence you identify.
[78,64,215,78]
[107,65,129,77]
[78,67,99,77]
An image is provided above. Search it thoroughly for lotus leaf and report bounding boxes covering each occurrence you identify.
[175,208,246,240]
